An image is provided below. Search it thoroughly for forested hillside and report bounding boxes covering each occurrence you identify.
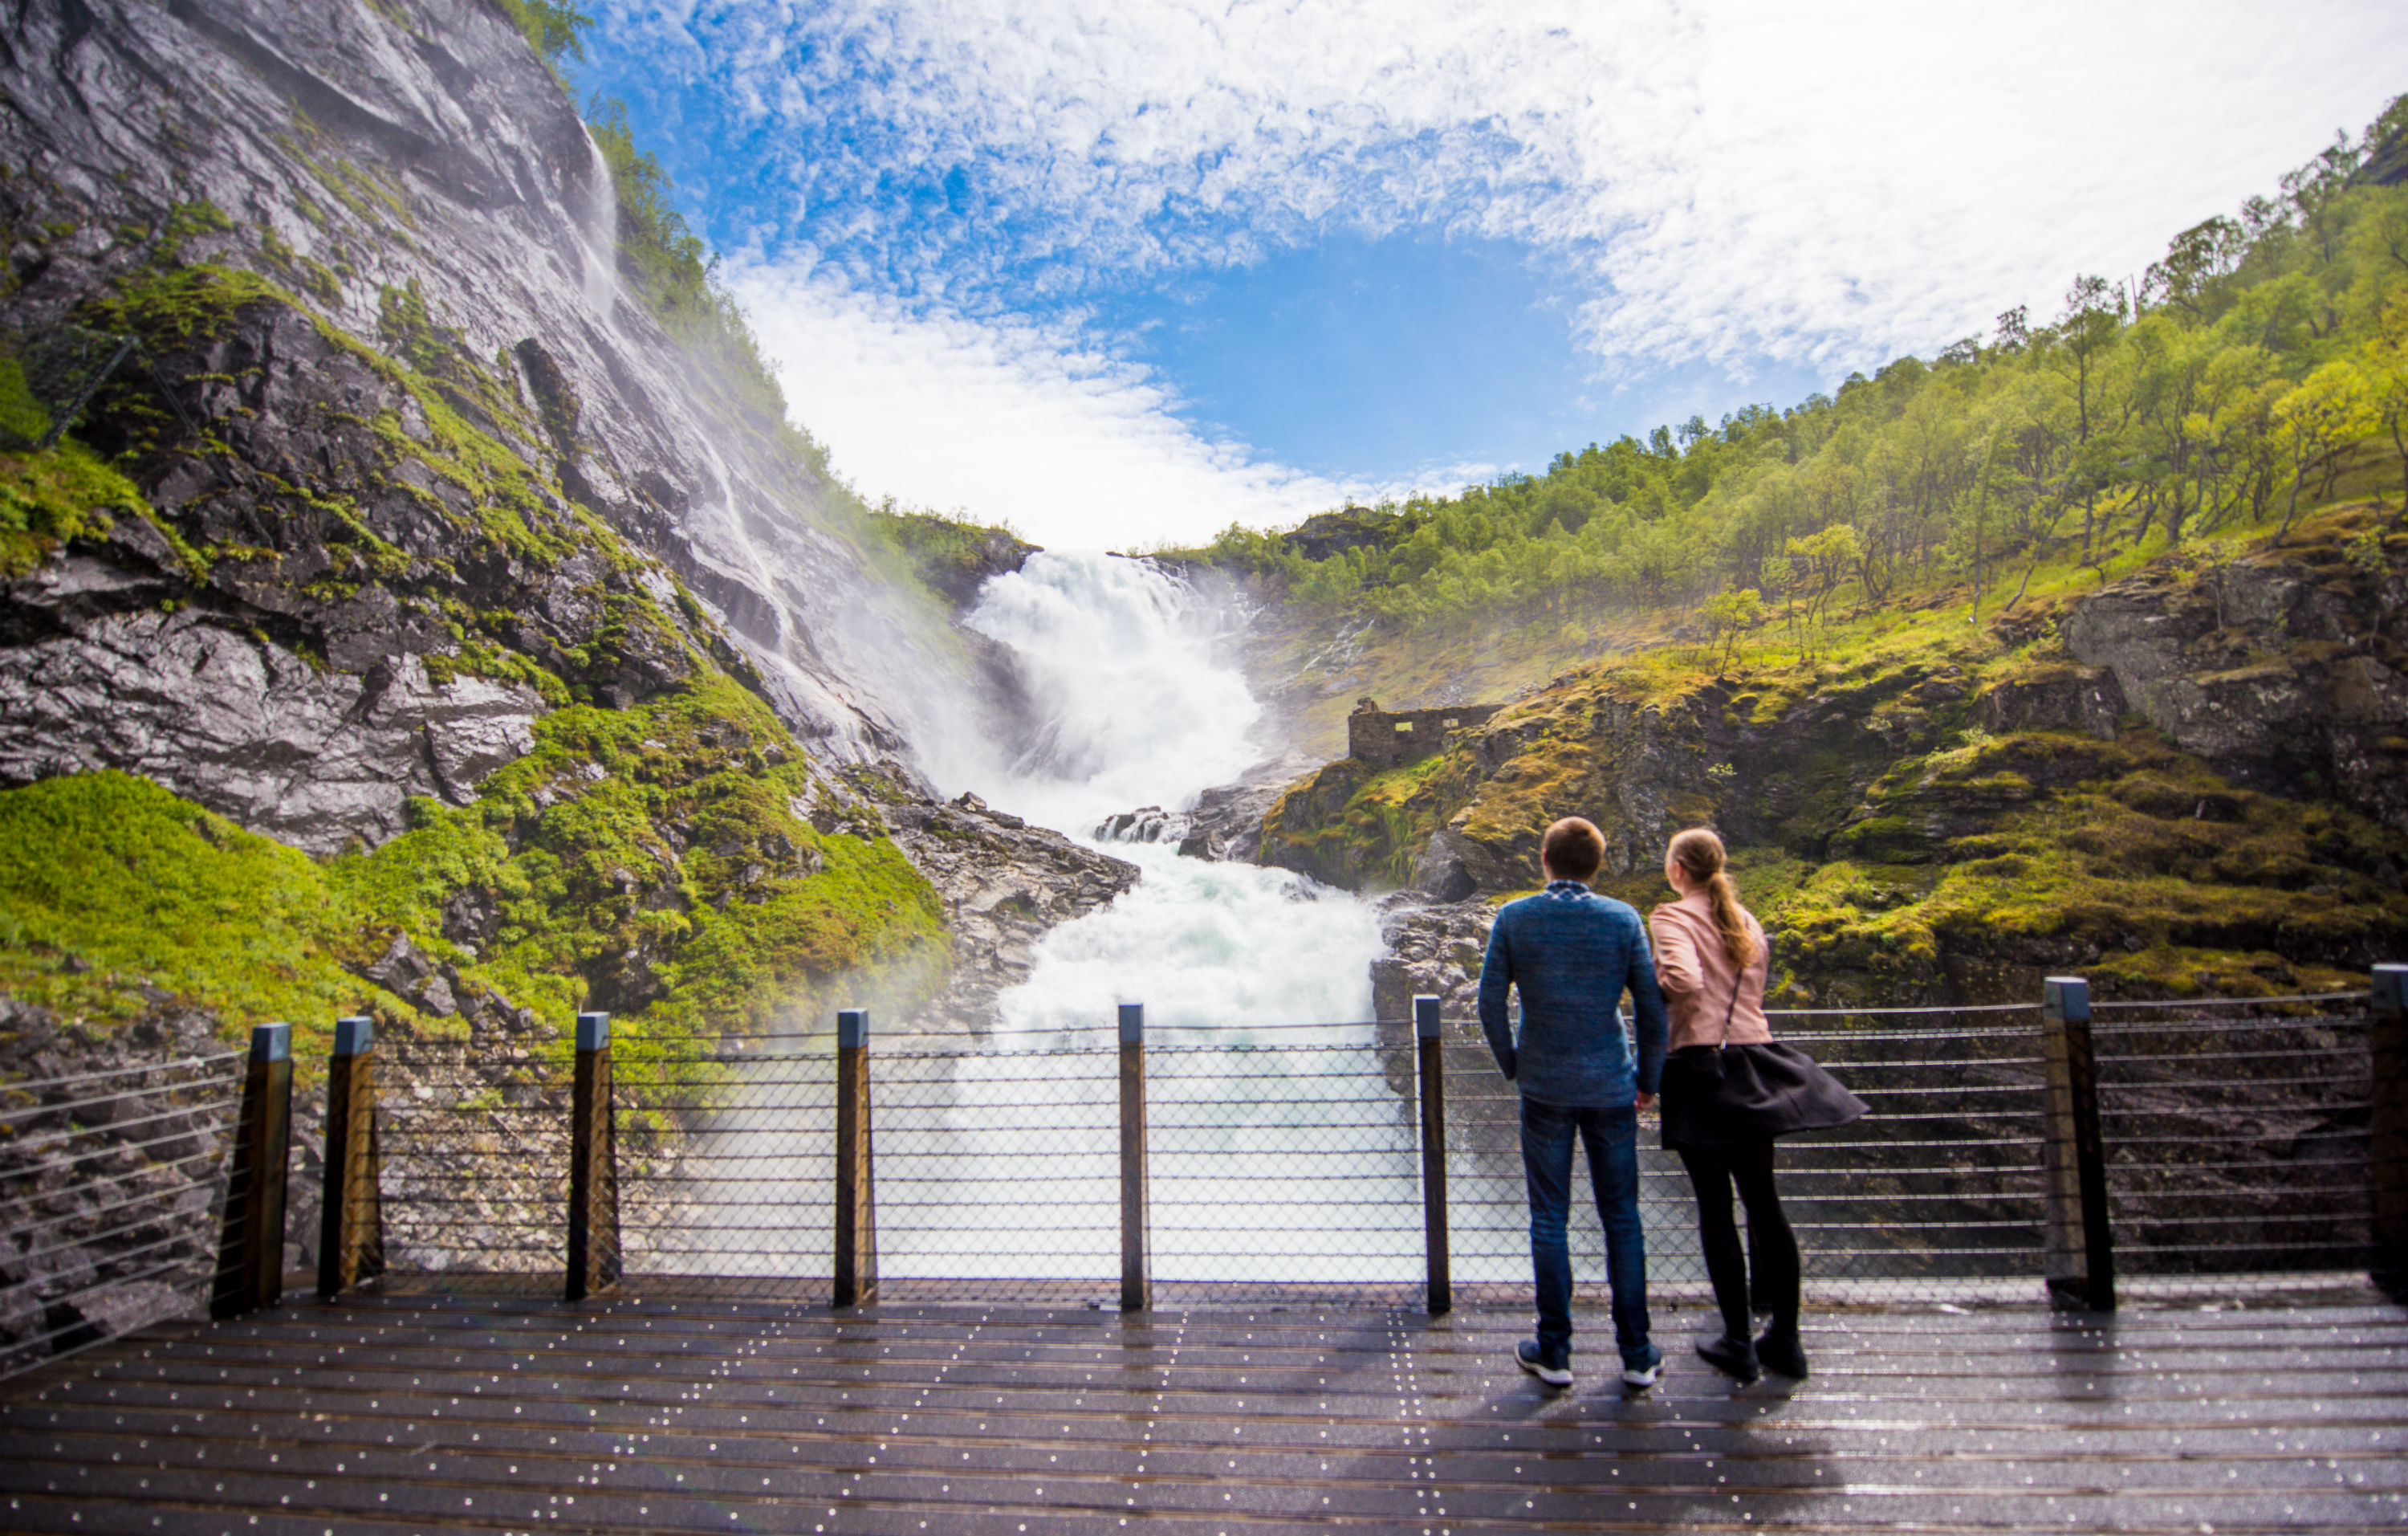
[1194,100,2408,1007]
[1176,94,2408,653]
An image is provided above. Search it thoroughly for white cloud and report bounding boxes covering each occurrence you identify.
[608,0,2406,366]
[726,258,1479,547]
[604,0,2407,537]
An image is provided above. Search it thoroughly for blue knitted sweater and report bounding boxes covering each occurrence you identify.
[1477,880,1670,1107]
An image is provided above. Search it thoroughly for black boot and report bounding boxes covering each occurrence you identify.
[1694,1330,1759,1383]
[1755,1328,1808,1379]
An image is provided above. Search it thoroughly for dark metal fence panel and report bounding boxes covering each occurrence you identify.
[615,1048,837,1293]
[868,1041,1118,1299]
[380,1041,569,1281]
[1443,1007,2048,1306]
[0,1052,242,1377]
[2092,999,2374,1279]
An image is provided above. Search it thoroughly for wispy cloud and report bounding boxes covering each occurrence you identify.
[602,0,2402,365]
[594,0,2405,541]
[727,257,1482,547]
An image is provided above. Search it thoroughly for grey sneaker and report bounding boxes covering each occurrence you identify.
[1621,1358,1662,1388]
[1515,1339,1572,1388]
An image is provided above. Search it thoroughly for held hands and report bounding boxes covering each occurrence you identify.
[1634,1091,1656,1112]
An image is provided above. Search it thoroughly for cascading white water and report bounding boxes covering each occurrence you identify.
[659,549,1422,1287]
[578,128,619,316]
[921,551,1266,833]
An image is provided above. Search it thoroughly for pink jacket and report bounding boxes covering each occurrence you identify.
[1647,890,1772,1049]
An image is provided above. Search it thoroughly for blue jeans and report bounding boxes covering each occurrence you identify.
[1520,1097,1656,1371]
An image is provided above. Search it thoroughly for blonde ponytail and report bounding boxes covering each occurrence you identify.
[1667,828,1760,969]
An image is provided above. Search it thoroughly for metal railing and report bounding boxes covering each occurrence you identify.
[0,1046,242,1377]
[4,965,2401,1369]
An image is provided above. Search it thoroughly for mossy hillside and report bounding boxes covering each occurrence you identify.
[1764,727,2408,1003]
[330,669,947,1042]
[0,441,140,577]
[1260,753,1470,891]
[0,772,413,1061]
[71,249,730,706]
[0,675,950,1065]
[1262,504,2408,1000]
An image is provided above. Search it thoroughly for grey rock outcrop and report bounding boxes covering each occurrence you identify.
[887,792,1140,1033]
[2062,553,2408,833]
[0,604,540,854]
[1092,749,1321,865]
[0,0,1002,850]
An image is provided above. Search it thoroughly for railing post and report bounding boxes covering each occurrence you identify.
[212,1022,293,1319]
[834,1008,877,1307]
[2040,976,2113,1311]
[2373,964,2406,1300]
[1415,995,1451,1316]
[566,1012,620,1302]
[1120,1002,1149,1313]
[316,1016,384,1300]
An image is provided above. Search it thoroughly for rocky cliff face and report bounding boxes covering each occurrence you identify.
[1,0,951,833]
[0,0,1129,1042]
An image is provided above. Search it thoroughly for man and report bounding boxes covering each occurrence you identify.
[1478,815,1669,1390]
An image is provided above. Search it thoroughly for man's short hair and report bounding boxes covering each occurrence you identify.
[1540,817,1605,882]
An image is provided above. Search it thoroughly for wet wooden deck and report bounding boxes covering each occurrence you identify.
[3,1279,2404,1534]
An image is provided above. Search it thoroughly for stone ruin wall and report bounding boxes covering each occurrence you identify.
[1347,702,1503,770]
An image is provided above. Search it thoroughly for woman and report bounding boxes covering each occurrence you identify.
[1649,828,1862,1384]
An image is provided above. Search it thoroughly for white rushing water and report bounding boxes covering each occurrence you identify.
[929,550,1385,1031]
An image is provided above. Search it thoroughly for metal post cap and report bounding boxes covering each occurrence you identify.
[2375,964,2407,1010]
[332,1016,375,1057]
[2044,976,2092,1022]
[1118,1003,1145,1045]
[837,1008,868,1049]
[249,1022,291,1063]
[576,1012,611,1050]
[1413,995,1442,1039]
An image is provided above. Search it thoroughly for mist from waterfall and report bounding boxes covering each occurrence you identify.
[577,128,619,316]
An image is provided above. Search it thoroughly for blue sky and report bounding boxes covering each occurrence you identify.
[579,0,2408,548]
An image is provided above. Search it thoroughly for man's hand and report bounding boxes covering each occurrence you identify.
[1634,1091,1656,1112]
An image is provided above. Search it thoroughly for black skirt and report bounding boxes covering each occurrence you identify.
[1659,1041,1868,1150]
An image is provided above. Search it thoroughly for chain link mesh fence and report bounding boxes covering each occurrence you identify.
[1149,1026,1423,1302]
[1438,1007,2052,1308]
[615,1046,836,1295]
[868,1040,1118,1299]
[348,987,2387,1308]
[379,1041,571,1283]
[0,1052,242,1377]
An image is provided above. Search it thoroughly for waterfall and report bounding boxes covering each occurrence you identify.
[578,127,619,316]
[925,551,1267,835]
[914,550,1384,1029]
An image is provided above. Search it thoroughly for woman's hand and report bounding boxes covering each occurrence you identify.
[1634,1091,1656,1112]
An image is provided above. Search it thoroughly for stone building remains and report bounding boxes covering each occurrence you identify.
[1347,697,1503,770]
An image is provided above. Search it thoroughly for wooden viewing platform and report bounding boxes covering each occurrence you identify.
[4,1277,2404,1534]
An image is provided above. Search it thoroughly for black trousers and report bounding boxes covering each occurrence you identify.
[1677,1139,1800,1342]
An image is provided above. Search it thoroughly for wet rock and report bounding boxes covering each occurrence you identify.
[889,797,1139,1036]
[0,610,544,854]
[1978,663,2125,740]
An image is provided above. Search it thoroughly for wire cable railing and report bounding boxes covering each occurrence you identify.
[6,971,2398,1349]
[0,1050,242,1378]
